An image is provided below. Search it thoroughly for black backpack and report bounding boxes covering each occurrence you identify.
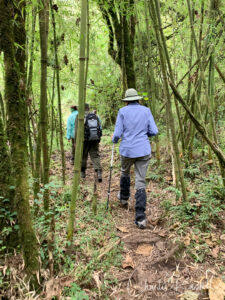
[84,113,102,141]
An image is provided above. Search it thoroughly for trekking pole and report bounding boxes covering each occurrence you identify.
[106,143,115,210]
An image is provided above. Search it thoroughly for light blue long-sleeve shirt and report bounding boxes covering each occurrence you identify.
[112,102,158,158]
[66,110,78,139]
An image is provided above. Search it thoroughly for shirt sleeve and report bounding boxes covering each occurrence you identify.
[147,109,158,137]
[66,115,72,140]
[112,110,124,143]
[97,115,102,130]
[74,113,78,142]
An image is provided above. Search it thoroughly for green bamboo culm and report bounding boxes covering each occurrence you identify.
[149,0,187,201]
[67,0,87,242]
[144,0,160,166]
[39,0,50,211]
[50,0,66,184]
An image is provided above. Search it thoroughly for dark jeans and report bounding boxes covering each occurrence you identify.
[71,138,75,161]
[82,141,101,171]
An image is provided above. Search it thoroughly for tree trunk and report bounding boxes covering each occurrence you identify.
[0,0,39,278]
[98,0,136,88]
[50,0,66,184]
[0,111,12,240]
[144,0,160,165]
[0,91,6,128]
[149,0,187,201]
[67,0,88,242]
[49,70,56,163]
[39,0,50,211]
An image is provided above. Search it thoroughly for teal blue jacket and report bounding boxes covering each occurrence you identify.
[66,110,78,139]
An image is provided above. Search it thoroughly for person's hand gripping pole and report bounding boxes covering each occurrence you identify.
[106,143,115,210]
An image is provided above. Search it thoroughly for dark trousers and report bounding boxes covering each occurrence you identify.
[71,138,75,161]
[82,141,101,171]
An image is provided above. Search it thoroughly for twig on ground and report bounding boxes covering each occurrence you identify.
[118,268,138,282]
[149,245,180,266]
[97,239,120,260]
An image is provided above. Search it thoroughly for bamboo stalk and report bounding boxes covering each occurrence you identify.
[67,0,88,242]
[50,0,66,184]
[170,82,225,186]
[144,0,160,165]
[154,0,185,155]
[149,0,187,201]
[49,70,56,163]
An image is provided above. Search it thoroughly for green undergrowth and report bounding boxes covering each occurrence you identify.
[148,154,225,263]
[33,181,122,299]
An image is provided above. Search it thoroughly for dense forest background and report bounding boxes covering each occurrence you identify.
[0,0,225,299]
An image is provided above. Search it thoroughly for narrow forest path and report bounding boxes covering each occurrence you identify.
[61,141,224,300]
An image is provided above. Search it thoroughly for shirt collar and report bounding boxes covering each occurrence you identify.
[127,101,139,105]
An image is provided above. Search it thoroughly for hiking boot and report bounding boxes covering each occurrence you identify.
[97,169,102,183]
[117,192,128,208]
[135,188,146,225]
[120,176,130,200]
[136,219,147,230]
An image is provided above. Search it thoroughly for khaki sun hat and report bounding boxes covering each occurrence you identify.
[122,88,143,101]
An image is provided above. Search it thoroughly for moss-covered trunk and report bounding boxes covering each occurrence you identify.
[0,112,12,238]
[0,0,39,277]
[0,91,6,127]
[98,0,136,88]
[39,0,50,211]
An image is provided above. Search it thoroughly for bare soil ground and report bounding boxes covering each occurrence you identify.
[65,142,225,300]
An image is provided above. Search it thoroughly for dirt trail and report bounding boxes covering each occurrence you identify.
[64,143,219,300]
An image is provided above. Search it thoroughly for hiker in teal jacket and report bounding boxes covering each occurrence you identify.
[66,105,78,163]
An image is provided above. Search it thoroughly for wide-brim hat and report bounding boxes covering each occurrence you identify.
[122,88,143,101]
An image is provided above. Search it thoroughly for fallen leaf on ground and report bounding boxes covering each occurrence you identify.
[79,223,86,229]
[169,222,180,230]
[148,217,159,225]
[183,235,191,246]
[205,238,214,247]
[74,240,80,247]
[44,278,61,300]
[158,230,167,237]
[122,254,135,269]
[210,246,220,258]
[156,241,165,251]
[136,244,153,256]
[220,234,225,241]
[181,290,199,300]
[208,277,225,300]
[116,226,129,233]
[165,175,173,181]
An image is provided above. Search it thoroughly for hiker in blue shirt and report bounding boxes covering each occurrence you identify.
[112,88,158,229]
[66,105,78,163]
